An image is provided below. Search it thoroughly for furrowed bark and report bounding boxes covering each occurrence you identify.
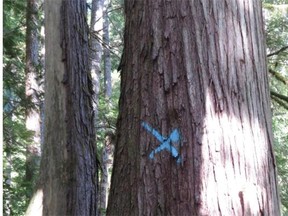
[36,1,98,215]
[107,1,280,215]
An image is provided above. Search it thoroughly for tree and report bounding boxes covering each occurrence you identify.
[3,0,38,214]
[89,0,104,123]
[107,0,281,215]
[99,131,115,214]
[26,0,97,215]
[103,0,112,103]
[25,0,41,200]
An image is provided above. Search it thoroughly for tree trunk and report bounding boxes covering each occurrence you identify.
[34,1,97,215]
[3,123,13,216]
[89,1,104,215]
[90,0,104,123]
[3,155,12,216]
[25,0,41,199]
[99,1,113,214]
[103,0,112,104]
[107,1,280,215]
[99,132,115,214]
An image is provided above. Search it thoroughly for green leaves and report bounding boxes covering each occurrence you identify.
[264,1,288,213]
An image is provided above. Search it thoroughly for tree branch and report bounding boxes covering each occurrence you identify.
[89,31,121,60]
[271,95,288,110]
[107,6,123,14]
[269,68,288,85]
[271,90,288,103]
[267,45,288,57]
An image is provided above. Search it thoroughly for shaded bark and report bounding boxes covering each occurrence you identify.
[30,0,98,215]
[107,1,280,215]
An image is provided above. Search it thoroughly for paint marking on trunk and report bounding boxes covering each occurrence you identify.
[141,122,182,164]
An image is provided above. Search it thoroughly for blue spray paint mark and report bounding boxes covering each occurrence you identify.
[141,122,182,164]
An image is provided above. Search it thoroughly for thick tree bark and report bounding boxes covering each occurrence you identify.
[107,1,280,215]
[34,1,98,215]
[25,0,41,198]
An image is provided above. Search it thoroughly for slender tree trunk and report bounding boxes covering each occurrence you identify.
[103,0,112,103]
[99,132,115,214]
[3,155,12,216]
[89,1,104,215]
[99,1,113,214]
[39,11,45,152]
[90,0,104,123]
[3,123,13,216]
[25,0,41,200]
[107,1,280,215]
[28,1,98,215]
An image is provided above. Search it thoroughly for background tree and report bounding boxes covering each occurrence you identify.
[88,0,124,214]
[99,131,115,214]
[25,0,41,201]
[3,0,41,214]
[89,0,104,123]
[103,0,112,104]
[107,0,280,215]
[33,0,97,215]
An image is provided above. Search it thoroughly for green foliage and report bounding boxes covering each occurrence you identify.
[95,0,123,154]
[3,0,288,214]
[3,0,41,215]
[109,0,124,69]
[273,113,288,214]
[264,2,288,214]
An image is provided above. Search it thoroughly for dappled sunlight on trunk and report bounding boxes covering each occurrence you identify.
[199,90,277,215]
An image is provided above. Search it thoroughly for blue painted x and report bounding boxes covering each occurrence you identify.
[141,122,182,163]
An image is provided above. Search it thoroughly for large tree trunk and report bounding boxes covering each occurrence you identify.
[31,1,98,215]
[25,0,41,199]
[107,1,280,215]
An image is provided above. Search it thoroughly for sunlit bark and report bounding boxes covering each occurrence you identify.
[99,132,114,214]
